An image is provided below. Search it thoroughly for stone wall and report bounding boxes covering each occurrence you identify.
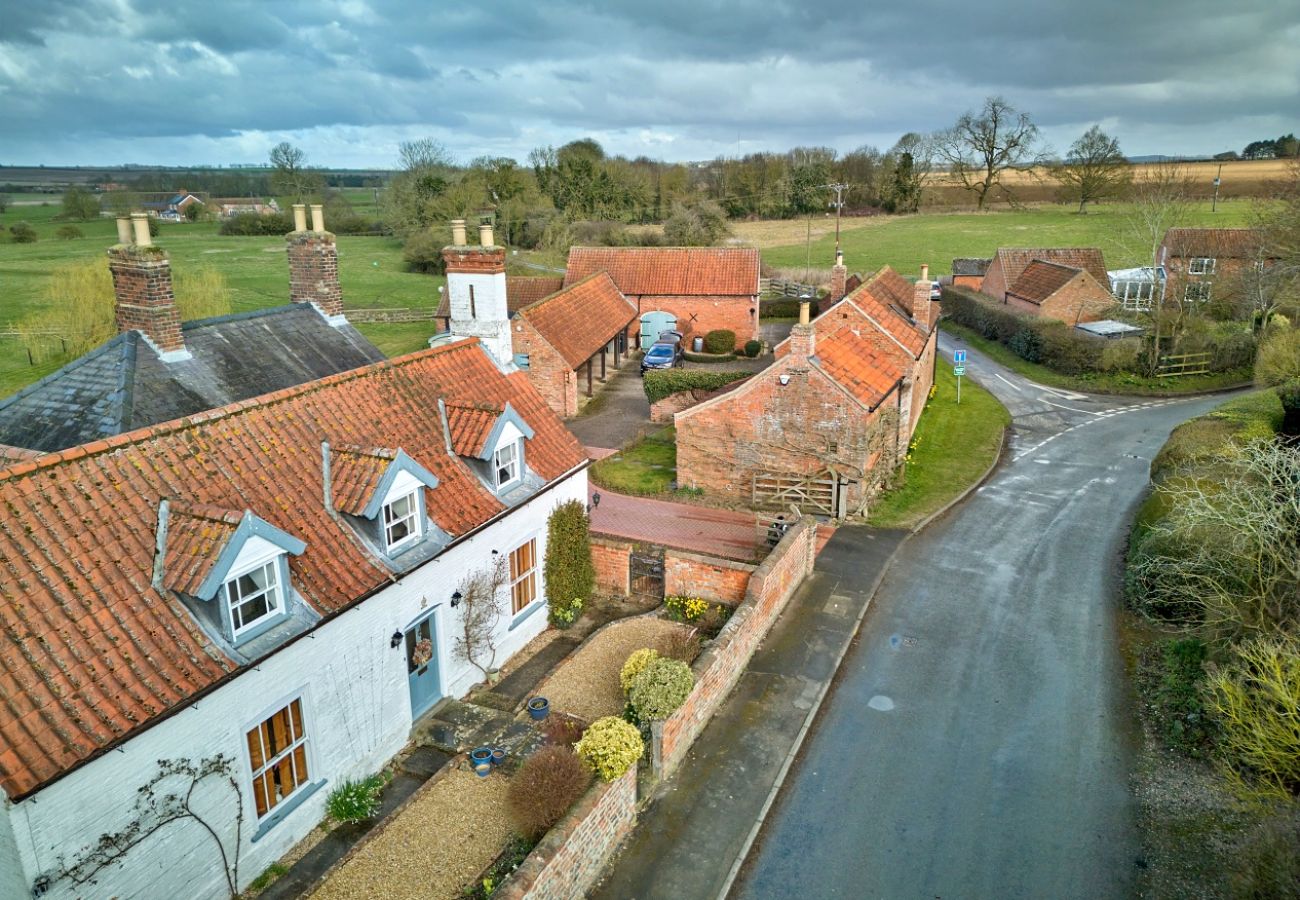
[663,549,754,603]
[651,517,817,780]
[496,766,638,900]
[592,536,632,596]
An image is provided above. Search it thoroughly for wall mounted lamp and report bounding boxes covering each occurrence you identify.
[390,630,403,649]
[450,590,463,608]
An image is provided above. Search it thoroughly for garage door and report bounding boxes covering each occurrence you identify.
[639,311,678,349]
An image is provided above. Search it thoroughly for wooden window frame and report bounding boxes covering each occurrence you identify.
[494,439,521,489]
[1188,257,1216,276]
[1184,282,1212,303]
[509,538,538,615]
[246,697,310,820]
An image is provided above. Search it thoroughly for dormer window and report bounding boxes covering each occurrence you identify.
[495,440,521,489]
[226,559,283,637]
[383,490,422,551]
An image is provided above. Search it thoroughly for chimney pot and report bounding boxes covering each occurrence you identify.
[479,222,494,247]
[798,300,810,325]
[451,219,467,246]
[309,203,325,232]
[130,212,152,247]
[115,217,133,246]
[293,203,308,232]
[920,263,930,282]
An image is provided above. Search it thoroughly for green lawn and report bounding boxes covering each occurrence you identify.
[868,366,1011,529]
[761,200,1257,277]
[940,322,1252,396]
[590,427,678,495]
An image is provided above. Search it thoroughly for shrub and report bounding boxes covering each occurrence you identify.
[400,228,447,274]
[703,329,736,354]
[543,501,594,628]
[9,221,37,243]
[743,339,762,358]
[1205,632,1300,799]
[1278,380,1300,436]
[629,657,695,721]
[55,224,83,240]
[642,370,750,404]
[658,628,702,663]
[1228,804,1300,899]
[507,745,592,840]
[541,713,586,749]
[218,211,294,236]
[325,773,387,824]
[620,648,660,695]
[760,300,802,319]
[575,716,643,781]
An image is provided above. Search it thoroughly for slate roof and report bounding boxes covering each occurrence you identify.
[517,272,636,368]
[812,328,909,409]
[0,339,585,799]
[434,276,565,320]
[563,247,761,296]
[952,257,992,276]
[1007,260,1084,304]
[1160,227,1265,259]
[991,248,1109,291]
[0,305,385,455]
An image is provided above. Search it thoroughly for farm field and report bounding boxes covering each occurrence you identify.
[756,198,1258,279]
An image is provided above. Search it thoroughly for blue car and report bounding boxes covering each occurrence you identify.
[640,341,682,375]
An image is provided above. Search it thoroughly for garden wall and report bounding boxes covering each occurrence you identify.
[663,549,755,603]
[496,766,638,900]
[651,517,818,779]
[650,390,701,423]
[592,536,632,596]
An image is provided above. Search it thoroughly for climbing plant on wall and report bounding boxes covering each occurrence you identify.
[544,500,595,627]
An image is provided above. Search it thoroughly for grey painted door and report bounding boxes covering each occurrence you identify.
[405,612,441,718]
[640,311,678,349]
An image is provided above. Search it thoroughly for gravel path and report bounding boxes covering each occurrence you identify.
[310,768,513,900]
[538,617,691,721]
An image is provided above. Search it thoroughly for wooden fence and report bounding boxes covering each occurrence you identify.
[761,278,819,298]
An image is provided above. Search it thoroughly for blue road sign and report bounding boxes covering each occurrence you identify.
[954,350,967,363]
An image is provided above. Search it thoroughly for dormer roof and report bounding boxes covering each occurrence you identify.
[329,445,439,518]
[161,502,307,599]
[445,402,535,460]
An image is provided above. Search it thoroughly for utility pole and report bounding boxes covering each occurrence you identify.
[1211,163,1222,213]
[826,183,848,255]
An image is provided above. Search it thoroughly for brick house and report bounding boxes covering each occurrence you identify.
[1003,260,1116,324]
[0,338,588,900]
[677,276,935,517]
[980,248,1108,303]
[0,206,383,455]
[1158,227,1270,309]
[951,257,991,290]
[510,272,637,417]
[564,247,761,349]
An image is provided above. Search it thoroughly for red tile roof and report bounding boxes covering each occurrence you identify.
[0,339,585,798]
[843,266,929,358]
[330,446,398,516]
[1007,260,1082,304]
[564,247,760,296]
[162,502,245,597]
[812,328,909,409]
[992,248,1108,290]
[1160,227,1265,259]
[445,404,501,457]
[519,272,636,369]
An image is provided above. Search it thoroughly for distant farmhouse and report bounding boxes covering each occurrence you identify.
[0,205,383,457]
[1158,227,1271,308]
[980,247,1115,324]
[211,197,282,218]
[139,190,204,221]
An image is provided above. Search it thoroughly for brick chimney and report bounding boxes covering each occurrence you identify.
[108,213,188,360]
[442,220,512,366]
[912,263,932,331]
[828,249,847,307]
[785,300,816,359]
[287,204,344,319]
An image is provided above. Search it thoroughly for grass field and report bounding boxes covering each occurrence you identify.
[867,366,1010,529]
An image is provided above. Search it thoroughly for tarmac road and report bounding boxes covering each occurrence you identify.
[732,332,1233,899]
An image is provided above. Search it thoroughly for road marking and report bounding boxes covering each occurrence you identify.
[1038,397,1103,416]
[995,373,1022,392]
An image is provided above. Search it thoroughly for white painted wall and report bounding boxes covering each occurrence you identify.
[3,471,586,900]
[447,270,513,366]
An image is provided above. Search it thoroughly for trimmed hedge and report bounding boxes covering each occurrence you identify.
[760,300,802,319]
[218,211,294,235]
[643,370,751,404]
[743,339,762,358]
[628,657,694,721]
[543,501,594,628]
[703,329,736,354]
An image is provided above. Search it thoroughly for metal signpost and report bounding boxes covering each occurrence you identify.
[953,350,967,404]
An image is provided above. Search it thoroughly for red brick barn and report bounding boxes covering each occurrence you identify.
[564,247,761,349]
[1158,227,1271,312]
[510,272,637,417]
[675,304,911,518]
[980,248,1109,304]
[951,257,991,291]
[1003,260,1116,324]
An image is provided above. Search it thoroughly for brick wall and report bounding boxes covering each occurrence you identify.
[631,295,759,347]
[663,549,755,603]
[592,536,632,596]
[650,390,703,423]
[651,518,817,780]
[1006,272,1115,324]
[286,231,344,317]
[513,319,578,418]
[496,766,638,900]
[908,330,938,440]
[108,247,184,353]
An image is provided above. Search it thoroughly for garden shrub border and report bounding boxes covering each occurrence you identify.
[643,369,751,404]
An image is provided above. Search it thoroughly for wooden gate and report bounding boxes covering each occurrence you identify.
[1156,351,1212,377]
[752,470,840,516]
[629,550,664,598]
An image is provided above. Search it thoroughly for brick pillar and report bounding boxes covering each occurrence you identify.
[108,245,186,356]
[287,228,344,317]
[913,263,931,332]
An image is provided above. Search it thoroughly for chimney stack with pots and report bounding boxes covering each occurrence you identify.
[829,249,848,306]
[912,263,932,331]
[442,220,512,366]
[286,201,344,319]
[108,213,188,359]
[785,300,816,359]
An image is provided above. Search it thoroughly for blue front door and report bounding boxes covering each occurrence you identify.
[405,612,442,718]
[640,311,678,349]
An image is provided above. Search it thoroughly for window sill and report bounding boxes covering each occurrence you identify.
[508,600,545,632]
[250,779,326,843]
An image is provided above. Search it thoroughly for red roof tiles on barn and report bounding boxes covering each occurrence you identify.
[1006,260,1083,305]
[518,272,636,369]
[990,248,1108,291]
[563,247,761,296]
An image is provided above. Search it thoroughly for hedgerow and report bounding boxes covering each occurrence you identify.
[643,370,750,404]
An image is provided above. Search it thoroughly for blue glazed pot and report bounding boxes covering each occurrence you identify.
[469,746,493,766]
[527,697,550,721]
[491,748,507,766]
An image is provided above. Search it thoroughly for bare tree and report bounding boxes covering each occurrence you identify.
[1050,125,1131,213]
[453,554,509,678]
[932,96,1042,209]
[269,141,323,204]
[399,138,453,173]
[1122,162,1195,370]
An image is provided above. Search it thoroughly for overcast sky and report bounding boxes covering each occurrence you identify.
[1,0,1297,168]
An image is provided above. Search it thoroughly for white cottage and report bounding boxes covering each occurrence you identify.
[0,337,588,899]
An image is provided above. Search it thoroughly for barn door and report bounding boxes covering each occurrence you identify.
[640,311,678,349]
